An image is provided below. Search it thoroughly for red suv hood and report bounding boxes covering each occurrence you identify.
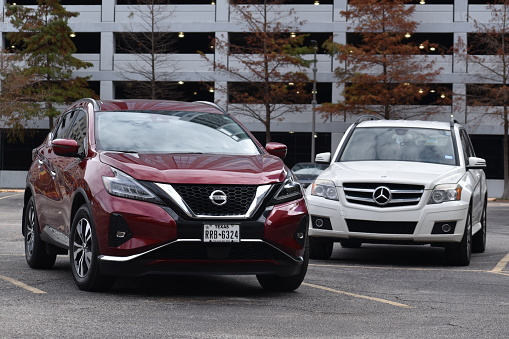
[99,152,287,185]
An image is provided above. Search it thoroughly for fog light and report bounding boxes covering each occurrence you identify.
[315,218,324,228]
[441,224,452,233]
[296,232,304,239]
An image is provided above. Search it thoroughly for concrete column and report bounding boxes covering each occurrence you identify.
[102,0,115,22]
[100,81,114,100]
[452,83,467,124]
[333,0,347,22]
[100,31,114,71]
[216,0,229,22]
[453,32,468,74]
[454,0,468,22]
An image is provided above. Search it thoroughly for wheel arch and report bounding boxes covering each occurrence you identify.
[22,187,35,237]
[70,188,91,229]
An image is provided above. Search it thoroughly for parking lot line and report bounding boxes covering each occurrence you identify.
[491,252,509,273]
[0,274,46,294]
[303,282,414,308]
[0,193,23,200]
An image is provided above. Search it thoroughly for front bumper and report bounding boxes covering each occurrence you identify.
[307,194,469,244]
[98,239,304,277]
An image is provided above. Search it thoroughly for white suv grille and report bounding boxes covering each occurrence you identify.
[343,183,424,208]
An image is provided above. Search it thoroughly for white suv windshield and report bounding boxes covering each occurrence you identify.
[339,127,457,165]
[95,110,260,155]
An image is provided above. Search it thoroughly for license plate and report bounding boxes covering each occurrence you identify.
[203,224,240,242]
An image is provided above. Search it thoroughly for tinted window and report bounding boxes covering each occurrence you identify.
[95,111,260,155]
[67,109,87,154]
[53,111,77,140]
[339,127,457,165]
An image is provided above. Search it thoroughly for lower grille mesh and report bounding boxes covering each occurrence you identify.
[346,219,417,234]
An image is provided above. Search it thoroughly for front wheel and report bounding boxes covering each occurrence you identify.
[70,205,116,291]
[256,240,309,292]
[445,207,472,266]
[23,196,56,269]
[472,200,487,253]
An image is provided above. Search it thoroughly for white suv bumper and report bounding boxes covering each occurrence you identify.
[307,195,469,244]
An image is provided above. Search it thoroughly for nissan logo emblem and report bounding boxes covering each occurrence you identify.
[209,190,227,206]
[373,186,392,206]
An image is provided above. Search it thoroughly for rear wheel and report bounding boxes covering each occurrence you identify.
[256,240,309,292]
[445,207,472,266]
[70,205,116,291]
[472,200,487,253]
[309,237,333,260]
[23,196,56,269]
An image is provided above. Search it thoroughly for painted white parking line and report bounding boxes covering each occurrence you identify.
[491,253,509,273]
[0,193,23,200]
[0,275,46,294]
[303,282,414,309]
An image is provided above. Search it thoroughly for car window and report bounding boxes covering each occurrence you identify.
[460,129,476,160]
[95,110,261,155]
[339,127,457,165]
[53,110,77,140]
[67,109,87,154]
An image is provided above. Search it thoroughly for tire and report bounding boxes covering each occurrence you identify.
[23,196,56,269]
[445,207,472,266]
[340,239,362,249]
[70,205,116,291]
[472,200,487,254]
[256,240,309,292]
[309,237,333,260]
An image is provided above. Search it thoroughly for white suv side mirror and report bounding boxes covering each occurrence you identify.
[315,152,331,163]
[467,157,486,169]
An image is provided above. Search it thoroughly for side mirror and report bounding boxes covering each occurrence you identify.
[52,138,81,157]
[265,142,287,159]
[315,152,331,163]
[467,157,486,169]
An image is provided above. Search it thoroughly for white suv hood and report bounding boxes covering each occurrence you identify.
[320,161,464,189]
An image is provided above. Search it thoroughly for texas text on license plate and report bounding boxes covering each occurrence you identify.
[203,224,240,242]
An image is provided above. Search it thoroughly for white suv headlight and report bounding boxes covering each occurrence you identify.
[311,179,339,201]
[428,184,462,204]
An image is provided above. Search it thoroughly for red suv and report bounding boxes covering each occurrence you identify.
[23,99,309,291]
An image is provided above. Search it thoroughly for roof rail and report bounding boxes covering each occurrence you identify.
[354,115,383,124]
[70,98,101,111]
[194,101,227,114]
[450,118,460,128]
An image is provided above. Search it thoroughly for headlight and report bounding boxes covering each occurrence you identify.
[311,179,338,201]
[102,167,162,204]
[428,184,462,204]
[270,176,303,205]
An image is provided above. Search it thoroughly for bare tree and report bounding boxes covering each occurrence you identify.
[200,0,311,143]
[462,0,509,199]
[117,0,183,100]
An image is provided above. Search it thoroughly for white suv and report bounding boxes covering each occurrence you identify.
[306,117,487,266]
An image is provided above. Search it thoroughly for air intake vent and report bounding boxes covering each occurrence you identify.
[108,213,133,247]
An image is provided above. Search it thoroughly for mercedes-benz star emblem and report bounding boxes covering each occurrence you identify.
[373,186,392,206]
[209,190,228,206]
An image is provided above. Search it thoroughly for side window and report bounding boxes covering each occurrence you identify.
[67,109,87,154]
[53,110,76,140]
[460,129,476,160]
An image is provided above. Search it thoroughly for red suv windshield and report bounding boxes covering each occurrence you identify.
[95,110,261,155]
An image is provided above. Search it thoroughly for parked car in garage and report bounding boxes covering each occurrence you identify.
[306,116,487,266]
[22,99,309,291]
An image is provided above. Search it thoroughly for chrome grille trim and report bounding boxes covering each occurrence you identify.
[343,183,424,207]
[155,183,272,219]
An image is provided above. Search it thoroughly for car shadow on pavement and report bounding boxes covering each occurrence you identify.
[325,244,449,267]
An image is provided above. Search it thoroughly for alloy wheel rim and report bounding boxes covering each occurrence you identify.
[73,218,93,278]
[25,205,35,258]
